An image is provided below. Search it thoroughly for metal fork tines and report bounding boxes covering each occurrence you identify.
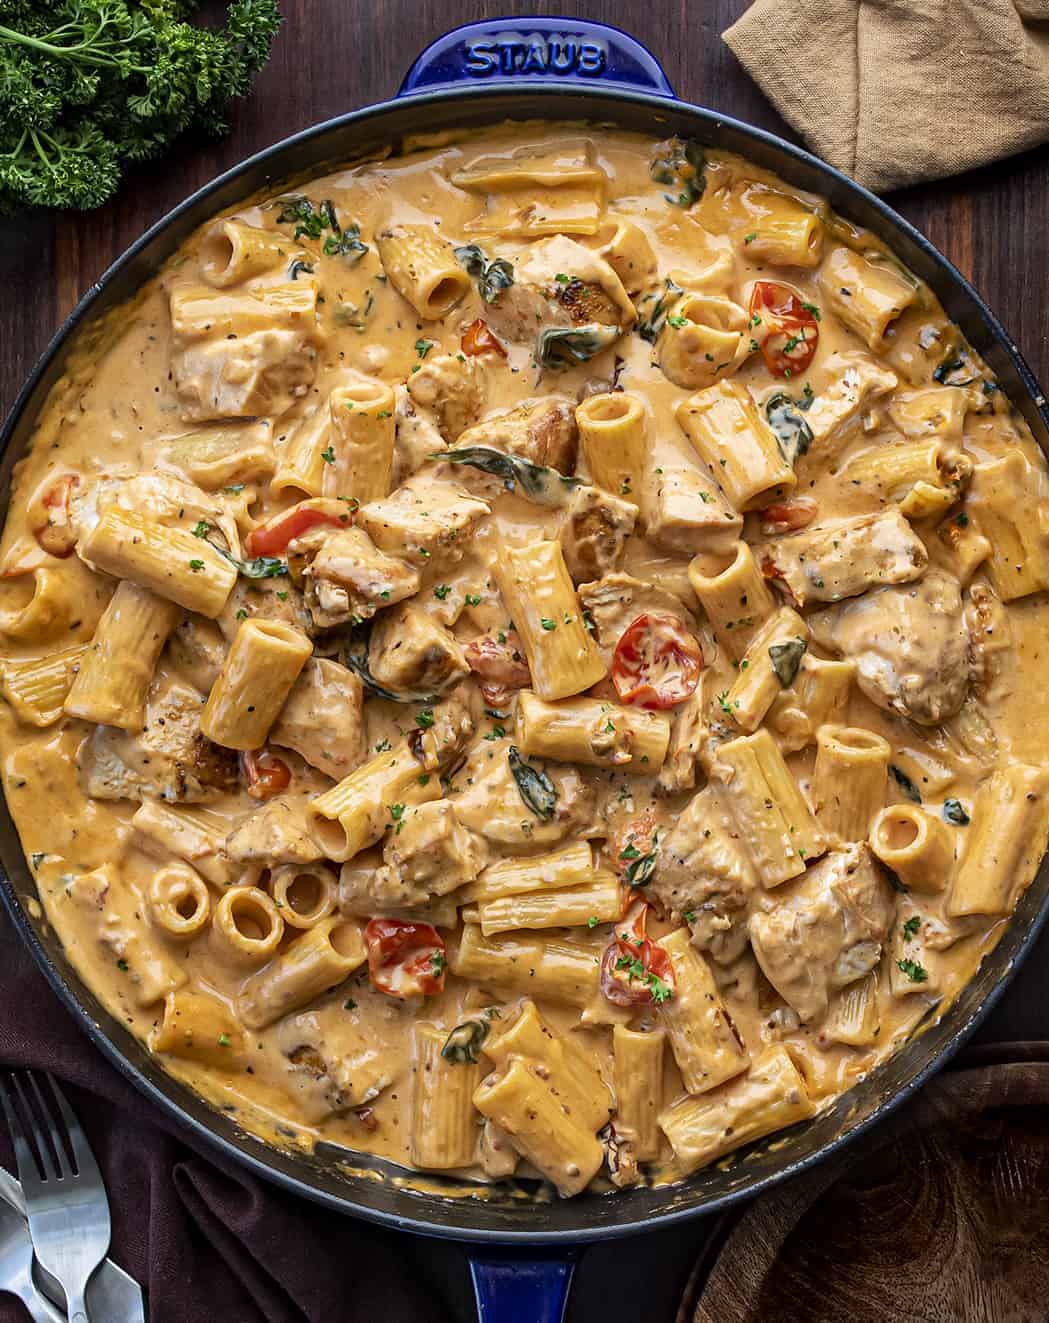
[0,1071,111,1323]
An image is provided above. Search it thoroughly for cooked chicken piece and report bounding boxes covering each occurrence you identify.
[456,397,579,473]
[339,800,483,912]
[79,680,237,804]
[277,1009,393,1124]
[748,844,895,1023]
[559,485,638,583]
[79,472,243,561]
[225,794,323,865]
[809,569,971,725]
[356,478,490,569]
[174,329,317,423]
[965,580,1013,699]
[464,629,531,706]
[218,578,312,642]
[165,614,226,694]
[657,671,723,795]
[407,694,475,773]
[393,383,447,483]
[270,658,365,778]
[299,527,420,630]
[406,352,487,443]
[803,351,898,447]
[368,603,469,695]
[450,738,596,852]
[578,572,698,662]
[645,464,742,555]
[757,508,927,607]
[648,785,756,964]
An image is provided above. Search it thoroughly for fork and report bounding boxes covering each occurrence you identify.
[0,1072,111,1323]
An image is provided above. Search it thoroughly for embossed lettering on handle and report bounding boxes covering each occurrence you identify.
[399,18,675,98]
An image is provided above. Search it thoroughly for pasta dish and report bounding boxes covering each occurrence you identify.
[1,124,1047,1197]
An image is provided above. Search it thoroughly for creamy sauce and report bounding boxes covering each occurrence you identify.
[1,124,1047,1199]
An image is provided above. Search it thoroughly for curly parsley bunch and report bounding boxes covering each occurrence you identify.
[0,0,281,212]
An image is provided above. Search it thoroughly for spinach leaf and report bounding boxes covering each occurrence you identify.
[536,323,620,369]
[454,244,515,303]
[650,137,707,207]
[624,841,660,887]
[342,626,438,704]
[933,348,978,387]
[208,541,288,580]
[636,277,684,344]
[441,1019,490,1064]
[436,446,581,507]
[508,746,558,819]
[890,765,922,803]
[942,798,970,826]
[765,391,814,465]
[277,196,368,263]
[768,637,807,687]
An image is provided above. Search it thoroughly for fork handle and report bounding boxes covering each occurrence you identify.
[66,1286,88,1323]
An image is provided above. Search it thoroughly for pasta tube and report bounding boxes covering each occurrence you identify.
[811,726,891,843]
[132,800,250,889]
[473,1058,604,1197]
[410,1024,483,1170]
[0,560,108,644]
[201,619,313,751]
[687,542,776,659]
[844,440,972,520]
[269,863,338,929]
[659,1045,814,1174]
[947,765,1049,916]
[657,928,749,1095]
[724,606,810,733]
[272,404,332,498]
[821,972,881,1048]
[147,863,211,940]
[324,378,397,505]
[492,539,606,701]
[613,1025,665,1161]
[744,203,824,268]
[201,219,296,286]
[656,292,748,390]
[237,917,367,1030]
[716,729,828,886]
[149,989,246,1068]
[461,842,595,904]
[473,871,620,935]
[967,451,1049,600]
[869,804,954,894]
[677,379,796,511]
[589,216,657,294]
[64,582,181,731]
[210,885,284,967]
[376,224,470,319]
[514,690,670,772]
[1,645,88,727]
[767,655,855,754]
[576,392,648,501]
[79,509,237,618]
[819,247,920,350]
[451,925,600,1007]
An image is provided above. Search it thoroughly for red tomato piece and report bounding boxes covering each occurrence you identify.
[611,613,703,710]
[600,900,675,1007]
[245,499,351,557]
[748,281,819,378]
[365,919,447,999]
[241,749,292,800]
[461,319,507,358]
[760,496,818,535]
[29,473,80,558]
[465,630,531,707]
[608,809,661,884]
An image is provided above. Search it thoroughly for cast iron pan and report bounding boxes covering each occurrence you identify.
[2,18,1047,1320]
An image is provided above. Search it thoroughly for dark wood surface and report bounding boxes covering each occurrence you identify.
[2,3,1049,1319]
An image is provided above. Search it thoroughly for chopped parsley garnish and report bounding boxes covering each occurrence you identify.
[192,520,209,538]
[415,708,435,729]
[415,338,434,359]
[744,231,757,244]
[218,1033,231,1047]
[902,915,921,940]
[465,593,482,606]
[897,957,928,983]
[344,999,357,1011]
[540,618,556,631]
[433,584,451,600]
[188,559,204,572]
[320,446,335,464]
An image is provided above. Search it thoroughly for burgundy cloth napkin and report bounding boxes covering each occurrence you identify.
[0,917,452,1323]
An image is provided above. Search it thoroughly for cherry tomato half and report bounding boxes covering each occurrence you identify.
[748,281,819,378]
[465,630,531,707]
[245,499,351,557]
[242,749,292,800]
[600,900,675,1007]
[760,496,818,535]
[29,473,80,559]
[461,319,507,358]
[611,613,703,710]
[365,919,446,999]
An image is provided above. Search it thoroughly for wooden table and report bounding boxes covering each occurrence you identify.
[2,3,1048,1318]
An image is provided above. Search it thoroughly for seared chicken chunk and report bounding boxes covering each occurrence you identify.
[456,397,579,473]
[277,1009,393,1124]
[339,800,483,911]
[646,464,741,555]
[406,353,487,443]
[300,528,420,630]
[803,351,898,447]
[809,569,971,725]
[165,615,227,694]
[394,384,447,482]
[559,485,638,583]
[270,658,365,778]
[578,572,698,661]
[357,478,489,568]
[749,844,895,1023]
[79,680,236,804]
[225,794,323,866]
[757,508,927,607]
[368,603,469,695]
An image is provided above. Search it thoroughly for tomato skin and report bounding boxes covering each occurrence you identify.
[242,750,292,800]
[461,319,507,358]
[600,901,675,1006]
[465,630,531,706]
[611,613,703,710]
[365,919,446,998]
[30,474,80,558]
[760,497,818,535]
[609,810,660,883]
[245,499,351,557]
[748,281,819,378]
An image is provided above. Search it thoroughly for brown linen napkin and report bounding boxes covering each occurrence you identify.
[723,0,1049,192]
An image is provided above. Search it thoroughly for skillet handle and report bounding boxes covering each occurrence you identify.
[398,18,675,98]
[468,1250,578,1323]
